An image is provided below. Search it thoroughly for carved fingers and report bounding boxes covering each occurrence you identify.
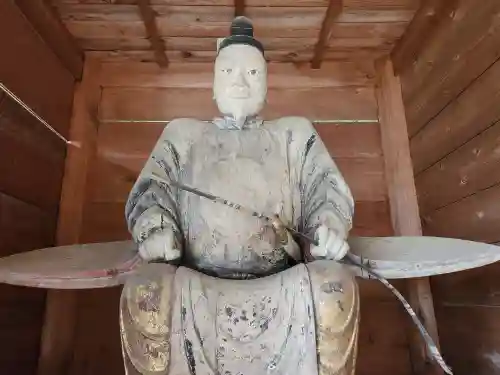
[138,230,181,262]
[311,224,349,261]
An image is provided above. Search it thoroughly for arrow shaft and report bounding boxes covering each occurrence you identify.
[343,253,452,374]
[152,173,319,246]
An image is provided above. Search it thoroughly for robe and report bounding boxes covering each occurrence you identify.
[121,116,358,375]
[124,116,354,277]
[120,260,359,375]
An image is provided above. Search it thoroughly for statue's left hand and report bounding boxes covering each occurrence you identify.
[310,225,349,261]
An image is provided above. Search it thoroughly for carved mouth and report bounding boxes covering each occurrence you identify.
[227,88,250,99]
[228,93,250,99]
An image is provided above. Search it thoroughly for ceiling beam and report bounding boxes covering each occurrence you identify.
[311,0,343,69]
[391,0,459,76]
[13,0,84,80]
[234,0,245,17]
[137,0,169,68]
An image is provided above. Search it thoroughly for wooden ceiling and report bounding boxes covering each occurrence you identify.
[48,0,419,66]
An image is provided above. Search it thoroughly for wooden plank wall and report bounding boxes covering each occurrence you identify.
[0,2,76,374]
[397,1,500,374]
[64,60,415,375]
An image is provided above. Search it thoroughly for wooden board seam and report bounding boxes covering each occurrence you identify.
[414,116,500,178]
[423,180,500,216]
[409,56,500,146]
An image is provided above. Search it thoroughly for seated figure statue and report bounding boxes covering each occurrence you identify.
[120,17,359,375]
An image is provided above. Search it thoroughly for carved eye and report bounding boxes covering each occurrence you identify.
[221,68,232,74]
[248,69,259,76]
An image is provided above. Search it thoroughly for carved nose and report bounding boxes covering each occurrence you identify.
[232,70,247,87]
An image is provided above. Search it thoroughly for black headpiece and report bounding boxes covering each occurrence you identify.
[218,16,264,56]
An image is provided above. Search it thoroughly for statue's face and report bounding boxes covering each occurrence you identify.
[213,44,267,120]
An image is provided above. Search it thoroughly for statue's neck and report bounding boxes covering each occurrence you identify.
[213,114,263,130]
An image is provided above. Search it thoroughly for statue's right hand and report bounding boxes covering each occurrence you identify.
[310,225,349,261]
[138,230,181,262]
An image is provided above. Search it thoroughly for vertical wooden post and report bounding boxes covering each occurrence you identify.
[37,56,101,375]
[234,0,245,17]
[376,57,442,375]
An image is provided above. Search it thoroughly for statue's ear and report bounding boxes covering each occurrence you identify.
[216,38,223,54]
[0,241,142,289]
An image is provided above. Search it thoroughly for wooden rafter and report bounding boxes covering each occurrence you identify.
[311,0,343,69]
[234,0,245,17]
[376,58,443,375]
[13,0,84,80]
[391,0,459,75]
[137,0,169,68]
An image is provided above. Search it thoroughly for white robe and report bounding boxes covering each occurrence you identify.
[125,116,354,277]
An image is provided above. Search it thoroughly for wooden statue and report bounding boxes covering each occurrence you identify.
[120,17,357,374]
[0,16,499,375]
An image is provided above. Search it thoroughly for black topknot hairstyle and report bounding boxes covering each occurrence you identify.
[217,16,264,56]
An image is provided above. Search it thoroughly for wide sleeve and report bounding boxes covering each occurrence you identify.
[288,118,355,241]
[124,121,188,258]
